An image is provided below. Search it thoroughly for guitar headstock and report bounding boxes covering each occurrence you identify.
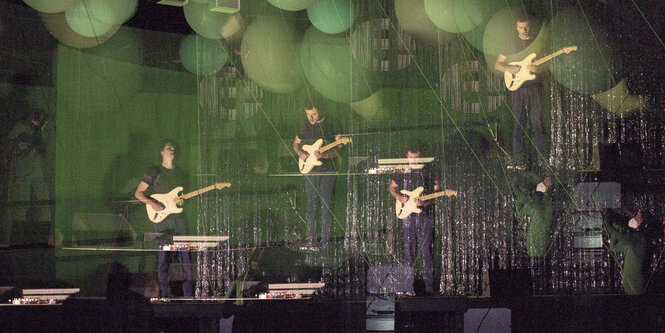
[563,46,578,53]
[214,182,231,190]
[339,137,352,145]
[444,190,458,197]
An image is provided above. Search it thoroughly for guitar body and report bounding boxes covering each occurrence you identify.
[298,139,324,174]
[147,186,184,223]
[395,187,425,219]
[504,53,537,91]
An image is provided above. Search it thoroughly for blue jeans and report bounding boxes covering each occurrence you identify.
[512,84,545,165]
[402,211,434,293]
[154,216,193,297]
[304,174,335,247]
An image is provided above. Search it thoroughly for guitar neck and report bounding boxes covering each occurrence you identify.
[179,185,217,200]
[317,140,344,153]
[419,191,454,202]
[533,48,568,66]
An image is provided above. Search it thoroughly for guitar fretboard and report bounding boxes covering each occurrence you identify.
[533,47,576,66]
[179,185,217,200]
[317,139,347,153]
[419,190,457,201]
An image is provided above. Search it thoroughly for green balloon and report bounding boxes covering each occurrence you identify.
[87,0,138,25]
[301,26,376,103]
[241,17,303,94]
[179,34,229,76]
[23,0,77,14]
[267,0,315,11]
[184,1,230,39]
[307,0,354,34]
[482,7,548,74]
[424,0,489,33]
[395,0,453,45]
[549,9,617,94]
[65,0,114,37]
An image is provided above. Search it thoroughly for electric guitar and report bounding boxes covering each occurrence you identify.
[146,182,231,223]
[395,187,458,219]
[504,46,577,91]
[298,137,352,174]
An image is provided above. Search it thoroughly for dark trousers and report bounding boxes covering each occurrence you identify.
[511,84,546,165]
[154,216,193,297]
[304,174,335,247]
[402,211,434,293]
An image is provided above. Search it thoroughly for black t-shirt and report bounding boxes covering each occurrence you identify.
[297,116,342,172]
[392,164,439,214]
[143,165,188,194]
[502,35,542,87]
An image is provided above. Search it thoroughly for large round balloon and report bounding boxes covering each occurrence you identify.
[395,0,453,45]
[179,34,229,76]
[241,17,303,94]
[301,26,376,103]
[87,0,138,25]
[267,0,315,11]
[424,0,489,33]
[41,11,120,48]
[23,0,77,14]
[65,0,114,37]
[482,7,547,74]
[350,89,392,120]
[549,9,617,94]
[307,0,354,34]
[184,0,230,39]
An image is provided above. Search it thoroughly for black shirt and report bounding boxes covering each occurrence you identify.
[143,165,188,194]
[297,116,342,172]
[392,163,439,214]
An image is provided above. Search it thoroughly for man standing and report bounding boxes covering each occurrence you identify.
[135,141,193,297]
[388,142,439,295]
[495,14,546,169]
[293,99,342,250]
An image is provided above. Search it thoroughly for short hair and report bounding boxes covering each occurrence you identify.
[403,139,427,156]
[158,139,177,152]
[516,13,533,23]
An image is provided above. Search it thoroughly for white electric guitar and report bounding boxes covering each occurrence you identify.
[396,187,458,219]
[504,46,577,91]
[146,182,231,223]
[298,137,352,174]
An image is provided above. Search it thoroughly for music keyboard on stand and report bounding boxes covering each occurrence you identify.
[162,235,229,251]
[259,282,325,299]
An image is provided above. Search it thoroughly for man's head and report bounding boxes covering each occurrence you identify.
[160,141,176,162]
[516,15,533,40]
[303,97,323,125]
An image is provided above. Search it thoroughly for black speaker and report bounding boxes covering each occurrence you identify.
[489,269,532,297]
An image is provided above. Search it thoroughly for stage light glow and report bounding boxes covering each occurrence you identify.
[241,17,303,94]
[424,0,489,33]
[267,0,315,11]
[86,0,138,25]
[395,0,453,45]
[23,0,77,14]
[179,34,229,76]
[307,0,354,34]
[183,0,230,39]
[41,11,120,48]
[65,0,114,37]
[300,26,376,103]
[549,8,617,95]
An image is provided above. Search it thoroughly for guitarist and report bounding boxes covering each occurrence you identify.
[293,98,342,250]
[388,142,439,296]
[134,141,192,298]
[494,14,546,170]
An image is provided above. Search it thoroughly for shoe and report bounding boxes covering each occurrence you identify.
[507,164,526,171]
[396,291,416,297]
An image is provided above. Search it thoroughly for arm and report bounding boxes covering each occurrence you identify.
[135,181,164,211]
[293,135,308,161]
[389,180,408,204]
[322,133,343,159]
[495,53,519,75]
